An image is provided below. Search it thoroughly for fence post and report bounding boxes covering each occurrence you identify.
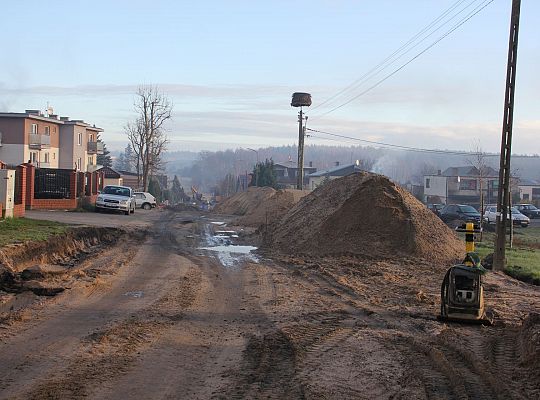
[15,164,26,207]
[92,172,98,194]
[70,171,77,200]
[25,163,35,209]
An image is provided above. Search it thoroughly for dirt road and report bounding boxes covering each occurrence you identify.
[0,210,538,399]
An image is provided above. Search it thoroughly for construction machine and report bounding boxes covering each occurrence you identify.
[439,222,493,325]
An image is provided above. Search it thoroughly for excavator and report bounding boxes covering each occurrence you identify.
[439,222,493,325]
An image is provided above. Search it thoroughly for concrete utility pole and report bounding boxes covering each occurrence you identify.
[297,109,305,190]
[290,92,311,190]
[494,0,521,271]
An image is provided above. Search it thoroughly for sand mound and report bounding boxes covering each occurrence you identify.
[237,189,309,227]
[214,187,308,227]
[264,172,463,263]
[214,187,277,216]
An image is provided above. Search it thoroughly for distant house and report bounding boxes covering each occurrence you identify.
[97,166,123,187]
[274,161,317,189]
[518,179,540,204]
[423,166,499,205]
[307,162,364,190]
[118,170,140,189]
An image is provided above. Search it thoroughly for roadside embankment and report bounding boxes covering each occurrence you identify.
[0,226,122,296]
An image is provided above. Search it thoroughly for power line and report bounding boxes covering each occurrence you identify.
[313,0,494,119]
[311,0,475,113]
[305,127,533,158]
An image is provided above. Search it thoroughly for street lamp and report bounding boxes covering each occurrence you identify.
[247,148,259,186]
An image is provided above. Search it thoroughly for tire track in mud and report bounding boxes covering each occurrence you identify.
[18,260,202,400]
[273,259,526,400]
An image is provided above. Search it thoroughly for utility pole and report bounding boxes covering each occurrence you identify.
[297,109,305,190]
[291,92,311,190]
[494,0,521,271]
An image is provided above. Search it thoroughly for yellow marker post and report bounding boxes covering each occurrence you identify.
[465,222,475,253]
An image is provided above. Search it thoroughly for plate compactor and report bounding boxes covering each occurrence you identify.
[438,222,493,325]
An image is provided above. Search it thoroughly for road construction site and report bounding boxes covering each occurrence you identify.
[0,172,539,399]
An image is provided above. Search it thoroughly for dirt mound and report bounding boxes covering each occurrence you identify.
[519,313,540,381]
[214,187,277,216]
[214,187,309,227]
[237,189,309,227]
[264,172,463,263]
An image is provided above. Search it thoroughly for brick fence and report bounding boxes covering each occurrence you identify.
[1,163,104,217]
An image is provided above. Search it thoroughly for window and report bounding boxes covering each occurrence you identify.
[523,194,530,201]
[30,152,38,163]
[44,152,50,163]
[425,178,430,188]
[44,126,50,135]
[88,156,93,166]
[31,123,38,134]
[52,152,55,160]
[78,133,82,145]
[459,179,477,191]
[89,134,94,142]
[77,157,82,170]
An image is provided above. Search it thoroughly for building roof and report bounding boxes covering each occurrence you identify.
[118,170,139,177]
[440,166,498,178]
[96,166,121,179]
[518,179,540,186]
[0,111,103,131]
[308,163,364,178]
[274,162,317,171]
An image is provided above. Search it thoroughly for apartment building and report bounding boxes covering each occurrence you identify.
[0,110,61,167]
[0,109,103,172]
[59,119,103,172]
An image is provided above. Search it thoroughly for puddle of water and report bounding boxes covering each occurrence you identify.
[199,224,258,267]
[124,291,144,298]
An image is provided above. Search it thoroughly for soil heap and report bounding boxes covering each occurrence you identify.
[214,187,309,227]
[264,172,463,263]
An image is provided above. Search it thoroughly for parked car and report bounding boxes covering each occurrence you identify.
[427,203,444,216]
[483,205,530,227]
[439,204,482,223]
[95,185,136,215]
[133,192,157,210]
[515,204,540,219]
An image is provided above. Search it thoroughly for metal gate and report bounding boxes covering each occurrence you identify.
[34,168,72,199]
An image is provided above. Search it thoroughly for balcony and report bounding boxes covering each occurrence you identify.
[29,133,51,149]
[87,141,104,155]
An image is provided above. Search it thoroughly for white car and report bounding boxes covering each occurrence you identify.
[133,192,157,210]
[95,185,136,215]
[483,205,530,227]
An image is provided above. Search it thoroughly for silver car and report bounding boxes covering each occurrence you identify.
[483,205,529,227]
[133,192,157,210]
[95,185,136,215]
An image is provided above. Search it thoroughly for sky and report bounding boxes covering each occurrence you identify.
[1,0,538,154]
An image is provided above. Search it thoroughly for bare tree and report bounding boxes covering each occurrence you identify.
[125,86,172,191]
[468,141,489,240]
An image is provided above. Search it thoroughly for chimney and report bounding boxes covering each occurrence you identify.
[25,109,40,115]
[335,161,340,166]
[60,116,70,121]
[437,169,441,175]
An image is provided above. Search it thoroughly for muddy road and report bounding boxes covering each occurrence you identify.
[0,210,539,399]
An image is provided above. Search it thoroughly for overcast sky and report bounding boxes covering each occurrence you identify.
[1,0,538,154]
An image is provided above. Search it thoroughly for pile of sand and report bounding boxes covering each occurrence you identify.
[264,172,463,263]
[213,187,309,227]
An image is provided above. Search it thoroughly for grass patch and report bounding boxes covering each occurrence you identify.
[474,233,540,284]
[0,218,68,247]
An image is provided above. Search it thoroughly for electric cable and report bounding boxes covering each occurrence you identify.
[311,0,476,112]
[312,0,494,119]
